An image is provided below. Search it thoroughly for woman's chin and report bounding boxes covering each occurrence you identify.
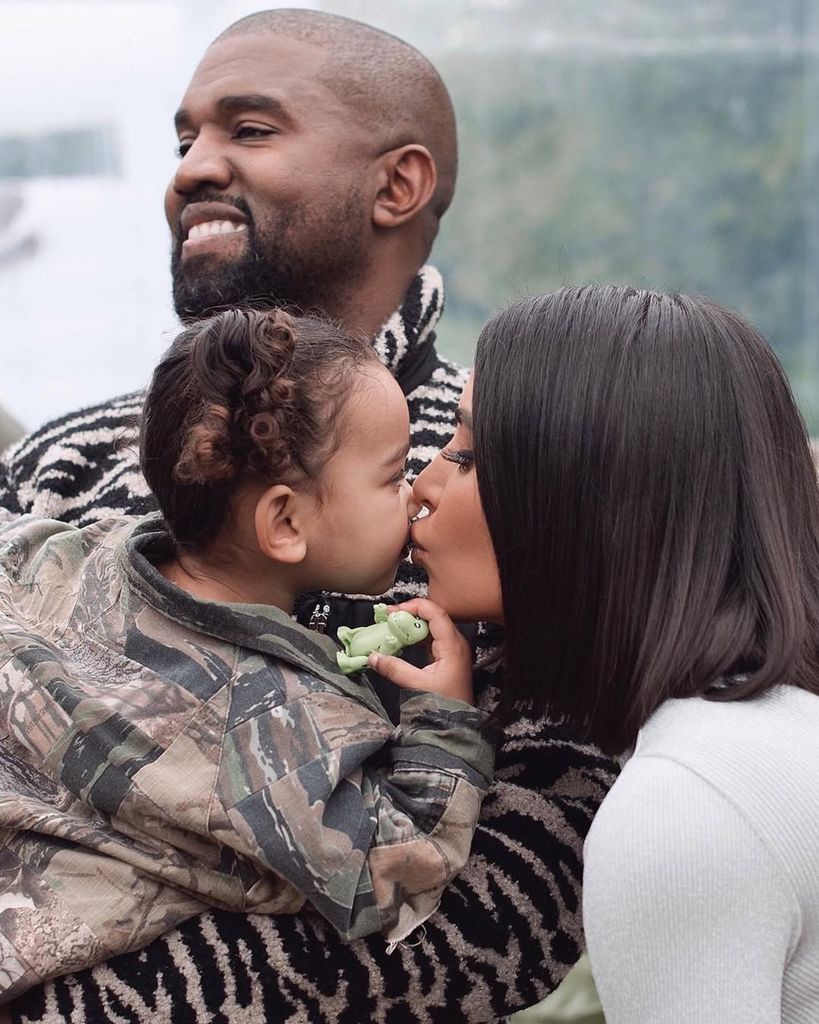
[426,581,504,626]
[415,550,502,623]
[425,584,465,621]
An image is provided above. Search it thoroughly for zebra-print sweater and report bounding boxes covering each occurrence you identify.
[0,267,617,1024]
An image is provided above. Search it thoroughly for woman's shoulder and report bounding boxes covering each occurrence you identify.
[633,686,819,785]
[583,751,801,932]
[582,749,804,1024]
[585,687,819,909]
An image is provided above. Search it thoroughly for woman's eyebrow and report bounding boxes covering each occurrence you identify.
[455,407,473,430]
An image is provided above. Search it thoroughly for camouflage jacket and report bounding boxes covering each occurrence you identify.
[0,511,493,1002]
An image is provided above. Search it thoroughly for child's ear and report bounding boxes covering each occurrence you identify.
[254,485,308,565]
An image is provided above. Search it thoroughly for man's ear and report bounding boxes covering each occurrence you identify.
[372,144,437,229]
[254,485,308,565]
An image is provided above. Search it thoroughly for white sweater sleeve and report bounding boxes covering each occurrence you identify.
[583,756,800,1024]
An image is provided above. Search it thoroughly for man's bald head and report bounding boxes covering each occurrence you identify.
[216,9,457,223]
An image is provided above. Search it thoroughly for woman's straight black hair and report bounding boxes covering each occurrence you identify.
[474,286,819,754]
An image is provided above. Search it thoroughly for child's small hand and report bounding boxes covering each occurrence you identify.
[367,598,473,704]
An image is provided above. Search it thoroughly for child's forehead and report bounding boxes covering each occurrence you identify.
[351,365,409,417]
[336,367,410,450]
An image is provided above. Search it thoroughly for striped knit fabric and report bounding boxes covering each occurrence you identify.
[1,267,618,1024]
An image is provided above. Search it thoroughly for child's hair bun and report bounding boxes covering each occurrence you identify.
[140,305,377,550]
[173,308,299,486]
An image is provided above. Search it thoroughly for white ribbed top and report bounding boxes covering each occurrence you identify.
[583,685,819,1024]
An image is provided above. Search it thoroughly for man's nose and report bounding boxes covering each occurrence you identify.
[171,130,232,195]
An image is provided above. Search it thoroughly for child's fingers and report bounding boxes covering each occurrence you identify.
[368,652,428,690]
[369,651,474,703]
[391,597,444,622]
[393,601,471,669]
[391,599,465,647]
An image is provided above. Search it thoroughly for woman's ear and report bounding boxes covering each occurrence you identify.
[254,485,308,565]
[372,144,437,229]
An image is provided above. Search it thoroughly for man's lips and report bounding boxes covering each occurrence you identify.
[179,202,249,249]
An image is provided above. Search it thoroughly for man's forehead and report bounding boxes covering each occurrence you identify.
[184,32,338,107]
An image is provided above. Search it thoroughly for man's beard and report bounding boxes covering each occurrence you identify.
[171,191,370,322]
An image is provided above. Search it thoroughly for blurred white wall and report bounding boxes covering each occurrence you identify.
[2,1,184,428]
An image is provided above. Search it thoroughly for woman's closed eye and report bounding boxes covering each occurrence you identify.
[441,448,474,472]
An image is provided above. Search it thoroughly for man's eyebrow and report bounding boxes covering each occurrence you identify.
[455,407,473,430]
[174,94,295,132]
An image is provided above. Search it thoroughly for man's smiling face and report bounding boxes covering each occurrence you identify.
[166,33,377,321]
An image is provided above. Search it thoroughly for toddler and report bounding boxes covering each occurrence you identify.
[0,309,492,1000]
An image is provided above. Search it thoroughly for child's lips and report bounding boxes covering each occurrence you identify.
[408,530,427,565]
[408,544,426,568]
[408,513,431,565]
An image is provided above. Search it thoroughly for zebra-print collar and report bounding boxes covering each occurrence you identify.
[372,264,444,386]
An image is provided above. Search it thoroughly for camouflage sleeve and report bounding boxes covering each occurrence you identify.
[211,687,493,944]
[0,447,22,515]
[9,707,616,1024]
[0,510,78,555]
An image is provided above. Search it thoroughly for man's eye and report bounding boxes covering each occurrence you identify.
[233,124,277,140]
[175,139,194,158]
[441,448,475,473]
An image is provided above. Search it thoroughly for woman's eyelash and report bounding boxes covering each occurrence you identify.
[441,448,475,471]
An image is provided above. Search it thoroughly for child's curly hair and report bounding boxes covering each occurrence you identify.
[139,308,379,548]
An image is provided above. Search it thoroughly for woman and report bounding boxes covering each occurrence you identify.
[374,285,819,1024]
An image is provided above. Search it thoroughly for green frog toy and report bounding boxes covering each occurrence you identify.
[336,603,430,674]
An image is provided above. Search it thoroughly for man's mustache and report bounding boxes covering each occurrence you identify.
[174,192,254,238]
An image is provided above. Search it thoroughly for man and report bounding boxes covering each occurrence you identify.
[2,11,615,1023]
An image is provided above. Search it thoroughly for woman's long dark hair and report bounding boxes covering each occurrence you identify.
[474,286,819,753]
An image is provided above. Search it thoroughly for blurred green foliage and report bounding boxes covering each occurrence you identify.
[433,48,819,430]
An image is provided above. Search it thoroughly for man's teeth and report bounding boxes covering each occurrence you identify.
[187,221,247,241]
